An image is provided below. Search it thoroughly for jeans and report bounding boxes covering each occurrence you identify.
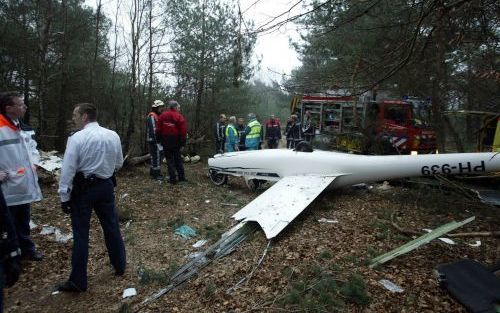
[0,262,4,313]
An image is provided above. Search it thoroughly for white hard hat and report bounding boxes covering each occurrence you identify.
[152,100,165,108]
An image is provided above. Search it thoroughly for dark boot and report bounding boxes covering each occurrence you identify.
[151,169,163,181]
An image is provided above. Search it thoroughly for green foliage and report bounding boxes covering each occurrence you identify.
[340,274,370,306]
[319,249,333,260]
[167,216,185,230]
[137,267,170,286]
[118,303,131,313]
[279,264,369,311]
[203,281,217,298]
[124,232,137,246]
[202,223,224,239]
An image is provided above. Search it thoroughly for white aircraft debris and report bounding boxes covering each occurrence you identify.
[208,149,500,239]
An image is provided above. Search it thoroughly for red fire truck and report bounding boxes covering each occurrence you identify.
[290,94,437,154]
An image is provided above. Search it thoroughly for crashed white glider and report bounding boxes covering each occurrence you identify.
[208,149,500,239]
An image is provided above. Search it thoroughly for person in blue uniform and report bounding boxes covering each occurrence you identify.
[56,103,126,292]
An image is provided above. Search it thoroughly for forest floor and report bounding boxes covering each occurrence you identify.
[3,156,500,313]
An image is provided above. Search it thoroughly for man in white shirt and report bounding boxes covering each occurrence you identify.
[56,103,126,292]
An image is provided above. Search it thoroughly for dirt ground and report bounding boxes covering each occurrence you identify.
[3,156,500,313]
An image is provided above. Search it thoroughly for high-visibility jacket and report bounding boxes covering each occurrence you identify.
[0,114,42,206]
[225,124,238,152]
[245,119,261,150]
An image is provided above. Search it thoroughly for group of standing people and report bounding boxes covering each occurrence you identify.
[214,111,316,153]
[146,100,187,184]
[285,111,315,149]
[214,113,283,154]
[0,92,129,311]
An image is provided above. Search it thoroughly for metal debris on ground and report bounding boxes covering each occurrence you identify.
[438,237,455,245]
[174,225,197,239]
[40,225,57,235]
[378,279,404,293]
[376,181,392,191]
[317,218,338,224]
[139,222,258,311]
[468,240,481,247]
[369,216,475,268]
[40,225,72,243]
[38,151,63,172]
[475,189,500,206]
[122,288,137,299]
[192,239,208,248]
[126,220,132,228]
[54,229,73,243]
[226,240,272,294]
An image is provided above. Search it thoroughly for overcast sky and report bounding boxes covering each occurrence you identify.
[239,0,302,83]
[84,0,302,84]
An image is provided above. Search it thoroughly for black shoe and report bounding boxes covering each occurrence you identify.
[178,178,187,183]
[23,250,43,261]
[55,281,86,292]
[169,180,177,185]
[115,269,125,276]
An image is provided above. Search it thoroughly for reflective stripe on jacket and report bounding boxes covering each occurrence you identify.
[146,112,159,142]
[0,114,42,206]
[246,120,261,139]
[225,124,238,149]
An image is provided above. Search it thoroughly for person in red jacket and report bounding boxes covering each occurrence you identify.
[157,100,187,184]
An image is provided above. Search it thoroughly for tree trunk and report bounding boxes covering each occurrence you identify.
[36,0,53,150]
[56,0,69,151]
[89,0,102,104]
[431,9,448,153]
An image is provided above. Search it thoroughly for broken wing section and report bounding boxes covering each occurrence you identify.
[232,175,337,239]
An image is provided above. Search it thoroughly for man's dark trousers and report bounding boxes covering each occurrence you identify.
[69,178,126,290]
[8,204,35,256]
[148,142,162,171]
[0,262,4,313]
[165,149,185,183]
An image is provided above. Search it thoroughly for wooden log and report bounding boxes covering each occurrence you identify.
[128,154,151,165]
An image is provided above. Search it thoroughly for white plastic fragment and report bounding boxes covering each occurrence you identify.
[379,279,404,293]
[122,288,137,299]
[54,229,73,243]
[317,218,338,224]
[121,193,129,199]
[40,225,56,235]
[38,154,63,172]
[438,237,455,245]
[51,291,60,295]
[126,220,132,228]
[205,200,210,203]
[29,220,37,230]
[424,229,455,245]
[377,181,392,191]
[192,239,208,248]
[468,240,481,247]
